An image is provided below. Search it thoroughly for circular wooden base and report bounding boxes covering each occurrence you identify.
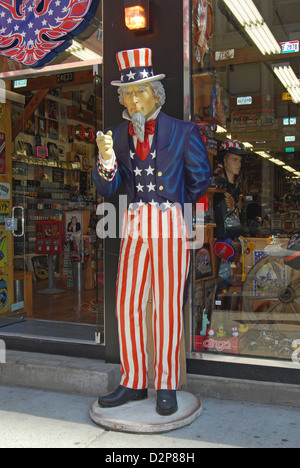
[90,389,202,434]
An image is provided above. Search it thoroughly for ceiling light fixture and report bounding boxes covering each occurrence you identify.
[283,165,296,173]
[256,151,270,158]
[273,63,300,103]
[223,0,281,55]
[216,125,227,133]
[269,158,285,166]
[68,40,102,62]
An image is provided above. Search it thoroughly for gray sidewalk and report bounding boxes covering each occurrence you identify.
[0,350,299,448]
[0,384,299,448]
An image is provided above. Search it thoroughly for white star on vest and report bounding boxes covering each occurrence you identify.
[133,167,143,177]
[145,165,155,176]
[136,183,144,192]
[147,182,156,192]
[163,201,173,210]
[150,200,158,207]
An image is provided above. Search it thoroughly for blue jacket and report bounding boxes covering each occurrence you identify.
[93,112,212,208]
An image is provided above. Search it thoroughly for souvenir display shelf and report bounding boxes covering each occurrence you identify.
[11,81,103,292]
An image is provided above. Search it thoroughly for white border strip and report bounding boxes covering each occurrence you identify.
[187,352,300,369]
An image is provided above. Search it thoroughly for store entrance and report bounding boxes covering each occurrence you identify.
[0,66,104,347]
[0,86,26,329]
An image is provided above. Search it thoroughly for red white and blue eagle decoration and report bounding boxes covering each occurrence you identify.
[0,0,100,68]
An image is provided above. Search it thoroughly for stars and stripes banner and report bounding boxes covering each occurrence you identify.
[0,0,100,68]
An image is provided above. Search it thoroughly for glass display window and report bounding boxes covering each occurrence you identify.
[190,0,300,366]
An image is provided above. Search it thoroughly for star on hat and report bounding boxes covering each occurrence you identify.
[111,48,165,87]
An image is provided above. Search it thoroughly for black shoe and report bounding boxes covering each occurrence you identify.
[156,390,178,416]
[98,385,148,408]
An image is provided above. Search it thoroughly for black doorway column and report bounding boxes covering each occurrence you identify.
[102,0,186,363]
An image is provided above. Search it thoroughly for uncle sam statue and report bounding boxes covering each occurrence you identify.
[93,48,211,416]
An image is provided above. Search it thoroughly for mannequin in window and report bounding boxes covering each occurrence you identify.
[213,141,245,290]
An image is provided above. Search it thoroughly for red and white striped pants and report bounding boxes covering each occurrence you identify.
[116,204,190,390]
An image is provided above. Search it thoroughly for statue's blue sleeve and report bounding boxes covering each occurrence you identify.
[93,160,122,198]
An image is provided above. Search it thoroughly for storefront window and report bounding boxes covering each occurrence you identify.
[0,2,104,346]
[190,0,300,364]
[11,73,103,331]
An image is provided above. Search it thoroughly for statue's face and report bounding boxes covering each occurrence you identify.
[122,84,159,119]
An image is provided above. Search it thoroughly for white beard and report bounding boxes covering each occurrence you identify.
[131,112,146,143]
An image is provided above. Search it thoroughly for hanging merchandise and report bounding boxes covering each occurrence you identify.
[0,275,8,315]
[0,103,5,123]
[0,229,7,267]
[193,0,213,67]
[285,231,300,270]
[214,238,236,263]
[0,0,100,68]
[0,131,6,175]
[74,125,95,143]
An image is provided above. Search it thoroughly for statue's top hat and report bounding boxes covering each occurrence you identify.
[111,48,165,87]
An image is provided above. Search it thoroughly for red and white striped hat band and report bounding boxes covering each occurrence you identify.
[111,48,165,87]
